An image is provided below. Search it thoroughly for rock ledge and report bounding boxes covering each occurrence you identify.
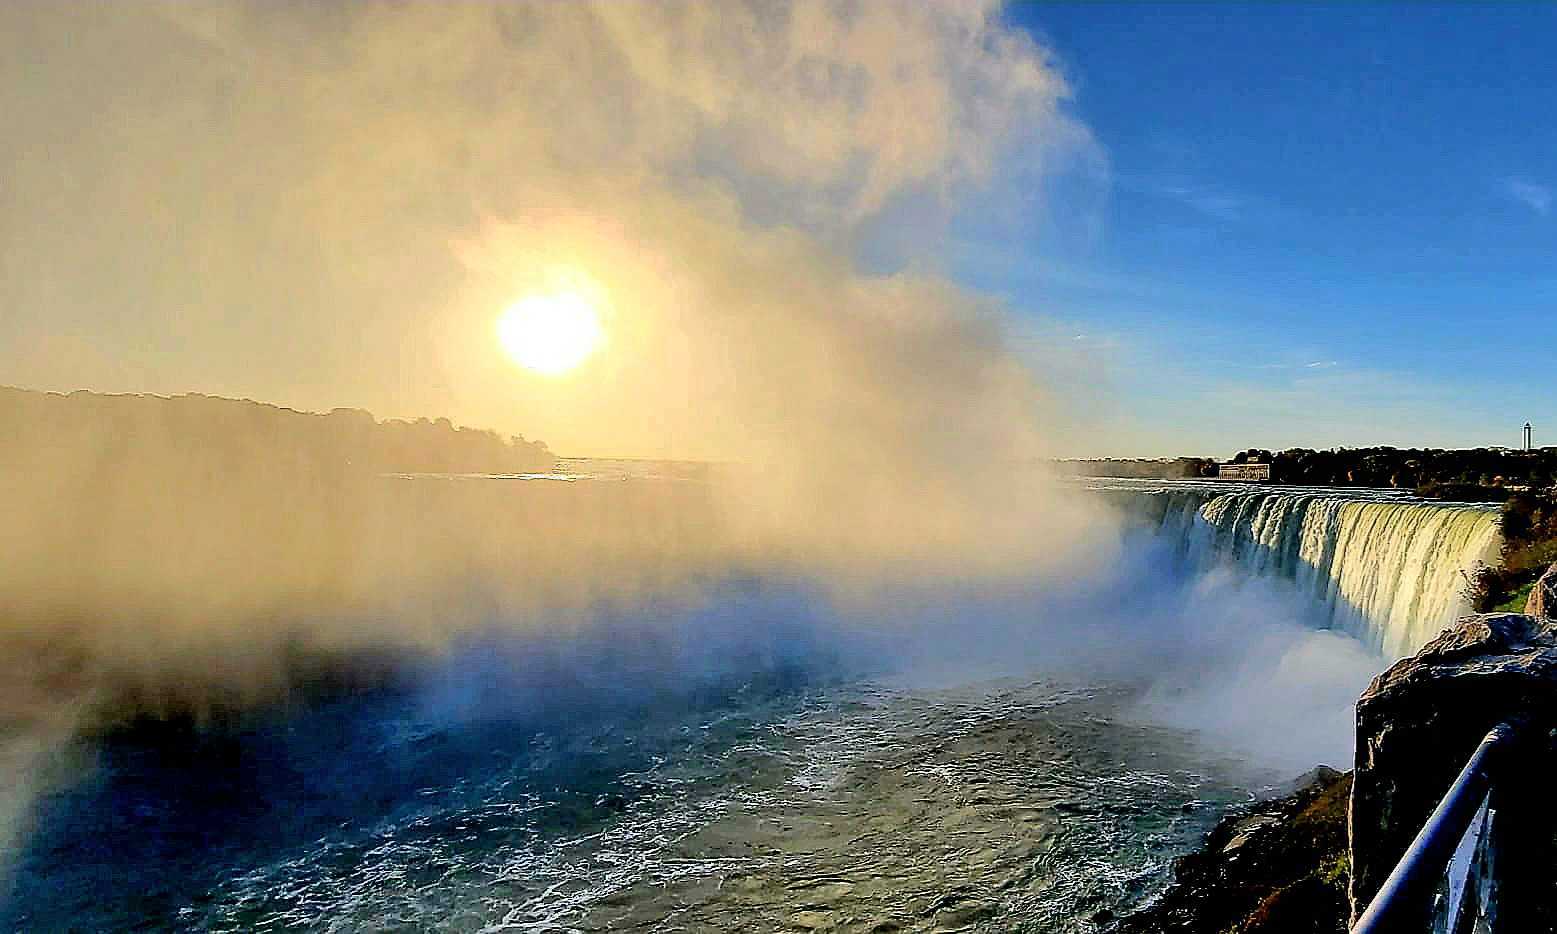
[1350,613,1557,924]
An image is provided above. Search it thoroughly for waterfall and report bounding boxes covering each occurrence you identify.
[1100,482,1503,658]
[1195,490,1502,657]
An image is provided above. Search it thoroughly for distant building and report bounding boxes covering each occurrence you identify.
[1218,462,1272,482]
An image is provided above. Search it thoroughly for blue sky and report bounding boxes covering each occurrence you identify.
[955,3,1557,457]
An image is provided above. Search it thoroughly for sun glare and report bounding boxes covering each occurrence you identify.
[496,291,604,375]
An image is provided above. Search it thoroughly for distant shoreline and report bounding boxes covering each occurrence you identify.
[1059,446,1557,504]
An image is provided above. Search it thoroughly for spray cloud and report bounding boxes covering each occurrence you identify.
[0,1,1375,885]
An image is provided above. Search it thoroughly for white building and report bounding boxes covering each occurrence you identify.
[1218,462,1272,481]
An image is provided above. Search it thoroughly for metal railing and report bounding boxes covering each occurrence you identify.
[1351,722,1522,934]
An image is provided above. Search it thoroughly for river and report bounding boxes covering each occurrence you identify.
[2,472,1501,931]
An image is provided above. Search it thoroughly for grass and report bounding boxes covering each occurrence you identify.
[1488,585,1538,613]
[1494,581,1536,613]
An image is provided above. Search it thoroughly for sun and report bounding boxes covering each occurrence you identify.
[496,290,604,375]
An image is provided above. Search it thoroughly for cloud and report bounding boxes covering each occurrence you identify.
[1154,182,1243,221]
[0,1,1093,454]
[1112,174,1244,222]
[1503,177,1552,215]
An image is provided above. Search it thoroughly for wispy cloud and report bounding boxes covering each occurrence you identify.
[1113,173,1246,222]
[1153,182,1244,221]
[1503,177,1552,215]
[1251,359,1338,371]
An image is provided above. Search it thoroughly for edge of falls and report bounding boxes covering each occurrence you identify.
[1104,482,1503,658]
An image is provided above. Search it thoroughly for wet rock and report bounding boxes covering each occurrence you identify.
[1525,563,1557,618]
[1113,768,1351,933]
[1283,765,1342,796]
[1223,814,1283,854]
[1349,612,1557,926]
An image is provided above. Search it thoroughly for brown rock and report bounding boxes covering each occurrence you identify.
[1525,562,1557,618]
[1116,768,1351,934]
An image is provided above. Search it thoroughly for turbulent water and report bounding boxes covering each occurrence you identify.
[7,669,1264,932]
[2,472,1497,931]
[1097,479,1502,658]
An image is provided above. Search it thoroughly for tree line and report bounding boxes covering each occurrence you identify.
[1228,446,1557,497]
[0,386,555,478]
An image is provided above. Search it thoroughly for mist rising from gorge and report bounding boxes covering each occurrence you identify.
[0,387,1386,889]
[1,0,1128,566]
[0,0,1127,741]
[0,2,1385,890]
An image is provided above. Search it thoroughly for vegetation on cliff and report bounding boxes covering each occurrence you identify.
[1470,491,1557,612]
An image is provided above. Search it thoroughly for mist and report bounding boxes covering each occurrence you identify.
[0,1,1378,897]
[1,0,1114,616]
[0,0,1087,454]
[0,0,1111,731]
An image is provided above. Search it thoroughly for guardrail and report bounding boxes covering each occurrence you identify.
[1345,722,1538,933]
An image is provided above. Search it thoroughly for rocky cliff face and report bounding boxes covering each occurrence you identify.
[1114,768,1351,934]
[1350,613,1557,927]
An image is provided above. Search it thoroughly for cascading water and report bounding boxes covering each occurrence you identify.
[1099,481,1503,658]
[1198,491,1502,657]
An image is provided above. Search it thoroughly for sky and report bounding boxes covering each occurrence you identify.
[1,2,1553,460]
[979,3,1557,456]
